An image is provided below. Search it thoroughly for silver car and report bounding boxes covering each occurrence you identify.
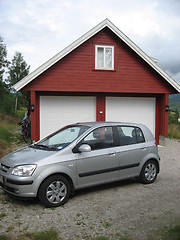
[0,122,160,207]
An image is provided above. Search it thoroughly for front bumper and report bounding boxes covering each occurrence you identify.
[0,173,36,198]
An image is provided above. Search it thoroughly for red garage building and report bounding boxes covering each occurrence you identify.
[14,19,180,144]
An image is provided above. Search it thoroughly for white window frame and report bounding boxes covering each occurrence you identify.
[95,45,114,70]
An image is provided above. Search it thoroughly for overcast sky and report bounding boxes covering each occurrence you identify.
[1,0,180,84]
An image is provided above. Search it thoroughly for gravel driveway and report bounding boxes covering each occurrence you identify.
[0,138,180,240]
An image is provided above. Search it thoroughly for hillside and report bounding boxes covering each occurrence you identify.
[0,114,24,158]
[169,94,180,111]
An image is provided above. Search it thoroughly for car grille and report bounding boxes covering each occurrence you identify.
[0,163,10,173]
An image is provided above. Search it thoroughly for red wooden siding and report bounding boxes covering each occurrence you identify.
[24,27,176,143]
[158,94,169,137]
[23,28,177,95]
[30,91,39,141]
[96,95,105,121]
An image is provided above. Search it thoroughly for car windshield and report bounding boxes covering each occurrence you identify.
[32,125,90,151]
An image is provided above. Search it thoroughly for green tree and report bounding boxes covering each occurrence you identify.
[0,35,8,82]
[7,51,30,87]
[7,52,30,112]
[0,36,14,115]
[0,37,30,116]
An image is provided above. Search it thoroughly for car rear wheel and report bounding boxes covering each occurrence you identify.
[140,160,158,184]
[38,175,70,207]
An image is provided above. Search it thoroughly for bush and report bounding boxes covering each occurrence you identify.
[169,110,179,124]
[0,92,16,116]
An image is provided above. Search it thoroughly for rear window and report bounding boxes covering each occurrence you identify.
[117,126,145,146]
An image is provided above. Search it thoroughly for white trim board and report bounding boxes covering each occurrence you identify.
[13,19,180,93]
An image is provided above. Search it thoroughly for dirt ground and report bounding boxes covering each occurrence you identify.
[0,138,180,240]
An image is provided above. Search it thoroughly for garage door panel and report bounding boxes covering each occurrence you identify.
[106,97,155,136]
[40,96,96,139]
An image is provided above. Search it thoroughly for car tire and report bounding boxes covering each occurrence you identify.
[38,175,71,207]
[140,160,158,184]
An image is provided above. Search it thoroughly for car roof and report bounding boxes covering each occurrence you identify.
[75,121,146,128]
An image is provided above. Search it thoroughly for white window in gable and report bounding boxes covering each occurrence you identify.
[95,45,114,70]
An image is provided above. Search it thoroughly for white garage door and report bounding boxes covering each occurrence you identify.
[106,97,155,136]
[40,96,96,139]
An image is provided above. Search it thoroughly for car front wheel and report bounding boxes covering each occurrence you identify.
[140,160,158,184]
[38,175,70,207]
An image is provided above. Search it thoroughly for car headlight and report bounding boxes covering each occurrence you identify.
[12,165,37,177]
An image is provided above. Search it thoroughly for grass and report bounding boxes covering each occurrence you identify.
[149,224,180,240]
[168,123,180,140]
[95,237,131,240]
[0,212,7,220]
[0,217,179,240]
[0,126,14,143]
[1,222,179,240]
[96,237,109,240]
[0,235,8,240]
[27,228,59,240]
[103,220,112,229]
[15,107,27,121]
[167,225,180,240]
[0,113,24,159]
[0,228,59,240]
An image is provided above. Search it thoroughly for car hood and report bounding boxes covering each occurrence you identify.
[0,146,56,167]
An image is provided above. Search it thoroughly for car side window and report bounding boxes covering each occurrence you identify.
[135,127,145,143]
[82,127,114,150]
[117,126,145,146]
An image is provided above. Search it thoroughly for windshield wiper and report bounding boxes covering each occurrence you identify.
[30,143,67,151]
[31,144,50,150]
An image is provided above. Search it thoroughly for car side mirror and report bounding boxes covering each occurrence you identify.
[78,144,91,153]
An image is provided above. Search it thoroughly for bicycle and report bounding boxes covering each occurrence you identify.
[19,118,31,144]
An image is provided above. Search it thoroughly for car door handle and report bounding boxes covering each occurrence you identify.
[141,147,146,151]
[108,152,116,156]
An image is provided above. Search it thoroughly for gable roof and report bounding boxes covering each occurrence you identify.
[13,18,180,93]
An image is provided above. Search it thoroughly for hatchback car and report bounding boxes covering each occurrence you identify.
[0,122,160,207]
